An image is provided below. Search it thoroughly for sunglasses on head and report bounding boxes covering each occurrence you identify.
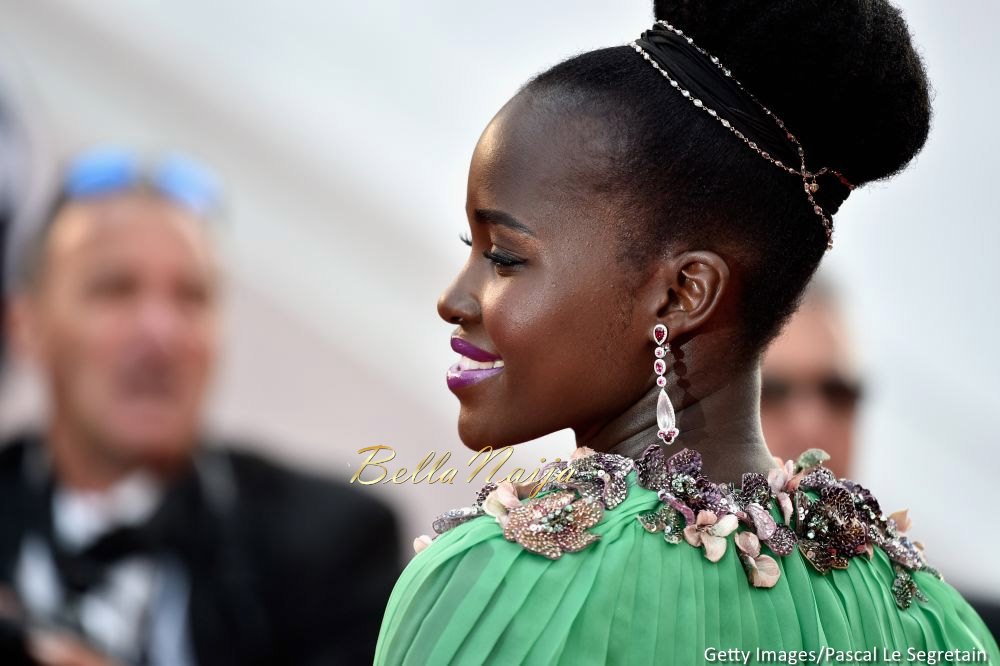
[61,147,221,217]
[761,374,863,412]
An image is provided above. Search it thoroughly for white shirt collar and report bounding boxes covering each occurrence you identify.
[52,471,165,551]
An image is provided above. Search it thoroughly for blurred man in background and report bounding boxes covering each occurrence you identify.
[760,278,861,478]
[0,149,401,665]
[0,78,34,666]
[761,275,998,640]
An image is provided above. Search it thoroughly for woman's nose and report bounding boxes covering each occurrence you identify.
[437,270,480,326]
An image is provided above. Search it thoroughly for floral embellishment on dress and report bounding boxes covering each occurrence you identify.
[425,444,940,608]
[888,509,912,534]
[412,534,434,554]
[734,472,777,540]
[683,510,739,562]
[881,529,937,575]
[533,448,634,509]
[735,531,781,588]
[762,524,797,557]
[648,446,730,519]
[502,491,603,559]
[733,470,801,556]
[793,448,831,471]
[431,505,484,536]
[891,564,928,609]
[637,504,685,544]
[794,485,868,573]
[482,482,522,527]
[767,458,799,524]
[879,508,938,576]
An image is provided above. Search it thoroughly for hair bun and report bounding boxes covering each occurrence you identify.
[652,0,931,187]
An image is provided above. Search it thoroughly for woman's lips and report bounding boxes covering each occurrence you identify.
[450,336,501,361]
[447,337,504,390]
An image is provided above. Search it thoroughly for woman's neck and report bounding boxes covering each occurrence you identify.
[574,363,776,485]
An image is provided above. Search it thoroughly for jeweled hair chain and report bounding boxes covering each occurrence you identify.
[631,20,856,250]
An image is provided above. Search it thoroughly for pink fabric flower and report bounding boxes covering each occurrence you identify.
[735,531,781,588]
[683,510,739,562]
[767,458,795,493]
[888,509,912,534]
[412,534,433,554]
[571,446,597,460]
[482,481,525,527]
[768,458,803,525]
[769,457,806,496]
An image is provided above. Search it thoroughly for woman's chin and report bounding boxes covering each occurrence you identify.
[456,416,497,452]
[457,411,515,451]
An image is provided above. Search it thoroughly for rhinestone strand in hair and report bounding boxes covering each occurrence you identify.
[630,20,856,250]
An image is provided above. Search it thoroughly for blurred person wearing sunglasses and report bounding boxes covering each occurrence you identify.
[759,277,1000,641]
[0,148,402,666]
[760,277,862,478]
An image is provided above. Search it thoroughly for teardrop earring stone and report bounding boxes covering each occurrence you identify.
[656,388,675,432]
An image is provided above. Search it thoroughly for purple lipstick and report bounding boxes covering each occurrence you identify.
[447,337,504,390]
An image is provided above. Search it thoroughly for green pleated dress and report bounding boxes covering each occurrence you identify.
[376,464,999,665]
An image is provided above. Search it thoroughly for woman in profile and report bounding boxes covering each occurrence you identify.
[376,1,1000,663]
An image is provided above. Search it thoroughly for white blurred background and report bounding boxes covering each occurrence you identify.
[0,0,996,595]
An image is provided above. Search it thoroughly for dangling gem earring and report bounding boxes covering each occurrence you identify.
[652,324,680,446]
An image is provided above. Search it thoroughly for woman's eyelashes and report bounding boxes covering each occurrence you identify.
[482,248,525,270]
[458,231,525,272]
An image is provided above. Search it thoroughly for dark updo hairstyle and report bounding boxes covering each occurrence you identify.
[522,0,931,359]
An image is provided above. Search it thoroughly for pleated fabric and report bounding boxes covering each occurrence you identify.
[376,471,1000,665]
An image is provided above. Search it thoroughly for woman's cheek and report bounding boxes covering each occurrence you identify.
[481,278,545,354]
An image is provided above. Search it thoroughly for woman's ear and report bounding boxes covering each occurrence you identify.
[641,250,731,339]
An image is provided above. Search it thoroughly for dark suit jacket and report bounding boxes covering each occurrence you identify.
[0,433,403,665]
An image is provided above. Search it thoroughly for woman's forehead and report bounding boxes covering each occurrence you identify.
[468,94,620,213]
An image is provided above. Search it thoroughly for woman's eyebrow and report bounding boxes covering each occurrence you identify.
[474,208,536,237]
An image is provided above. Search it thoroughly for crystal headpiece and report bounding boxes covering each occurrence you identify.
[631,20,856,250]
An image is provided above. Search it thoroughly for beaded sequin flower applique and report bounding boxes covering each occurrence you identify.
[500,490,604,559]
[635,445,941,605]
[421,447,632,560]
[421,445,941,608]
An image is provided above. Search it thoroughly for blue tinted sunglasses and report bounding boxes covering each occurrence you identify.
[61,148,221,217]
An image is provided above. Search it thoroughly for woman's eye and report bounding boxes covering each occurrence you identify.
[482,248,524,270]
[458,231,524,271]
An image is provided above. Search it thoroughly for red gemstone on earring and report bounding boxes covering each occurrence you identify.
[652,324,668,345]
[654,347,666,359]
[653,359,666,375]
[656,377,667,387]
[657,428,680,444]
